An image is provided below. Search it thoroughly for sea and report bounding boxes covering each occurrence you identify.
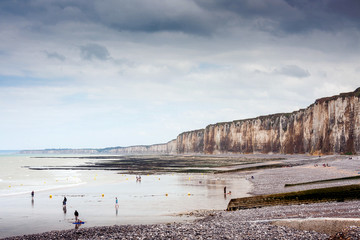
[0,153,251,238]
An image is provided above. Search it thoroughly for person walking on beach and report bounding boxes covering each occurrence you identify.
[224,186,227,194]
[115,197,119,216]
[63,196,67,206]
[31,191,34,207]
[74,210,79,222]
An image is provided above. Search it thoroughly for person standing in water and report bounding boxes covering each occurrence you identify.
[31,191,35,207]
[62,196,67,214]
[115,197,119,216]
[74,210,79,222]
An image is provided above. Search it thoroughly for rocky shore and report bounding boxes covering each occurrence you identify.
[4,200,360,240]
[4,154,360,239]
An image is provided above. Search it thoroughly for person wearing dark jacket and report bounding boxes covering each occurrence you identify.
[74,210,79,222]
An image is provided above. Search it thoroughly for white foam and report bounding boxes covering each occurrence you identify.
[0,182,86,197]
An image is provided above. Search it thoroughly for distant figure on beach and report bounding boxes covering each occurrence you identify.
[224,186,227,194]
[251,176,254,179]
[115,197,119,216]
[63,196,67,206]
[74,210,79,222]
[31,190,34,198]
[63,205,67,214]
[136,175,142,182]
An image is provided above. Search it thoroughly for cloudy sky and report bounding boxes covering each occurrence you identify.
[0,0,359,150]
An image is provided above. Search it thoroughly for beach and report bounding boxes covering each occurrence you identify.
[4,201,360,239]
[0,154,251,238]
[2,154,360,239]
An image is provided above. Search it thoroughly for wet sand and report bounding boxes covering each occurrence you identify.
[4,200,360,239]
[3,154,360,239]
[0,172,250,238]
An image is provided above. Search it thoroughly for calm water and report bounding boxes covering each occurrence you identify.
[0,154,251,238]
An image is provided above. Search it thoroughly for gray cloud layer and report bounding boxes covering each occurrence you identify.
[1,0,359,36]
[0,0,359,149]
[45,51,66,61]
[196,0,360,33]
[274,65,310,78]
[80,44,110,61]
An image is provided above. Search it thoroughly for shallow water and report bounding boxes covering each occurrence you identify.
[0,154,251,238]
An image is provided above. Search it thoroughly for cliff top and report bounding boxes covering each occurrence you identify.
[202,87,360,129]
[315,87,360,105]
[179,128,205,135]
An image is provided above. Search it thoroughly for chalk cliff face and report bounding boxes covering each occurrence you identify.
[20,140,177,155]
[177,88,360,155]
[105,140,177,154]
[20,149,100,154]
[20,88,360,155]
[176,129,204,153]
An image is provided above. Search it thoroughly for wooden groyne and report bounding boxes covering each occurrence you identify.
[227,184,360,211]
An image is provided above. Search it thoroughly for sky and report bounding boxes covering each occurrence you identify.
[0,0,359,150]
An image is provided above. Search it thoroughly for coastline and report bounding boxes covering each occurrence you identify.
[3,154,360,239]
[0,154,251,239]
[4,201,360,239]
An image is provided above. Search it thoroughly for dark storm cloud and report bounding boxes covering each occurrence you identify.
[80,43,110,61]
[0,0,90,23]
[282,0,360,33]
[0,0,214,35]
[0,0,359,35]
[92,0,214,35]
[194,0,360,34]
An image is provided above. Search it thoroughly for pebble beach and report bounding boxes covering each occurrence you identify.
[4,201,360,239]
[4,154,360,239]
